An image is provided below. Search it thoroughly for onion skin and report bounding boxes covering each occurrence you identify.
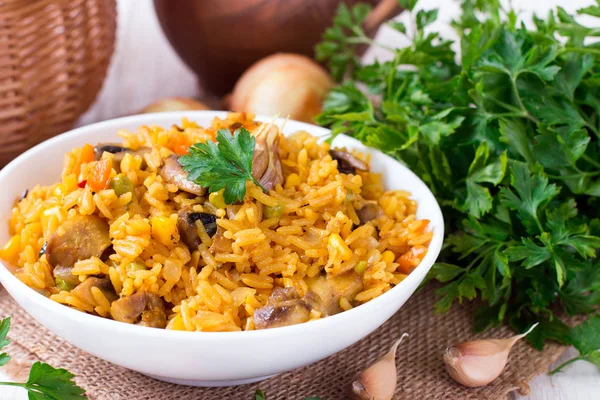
[229,53,333,123]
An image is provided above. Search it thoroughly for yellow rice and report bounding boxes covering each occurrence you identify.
[0,113,432,332]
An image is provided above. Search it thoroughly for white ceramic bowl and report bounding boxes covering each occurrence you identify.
[0,111,444,387]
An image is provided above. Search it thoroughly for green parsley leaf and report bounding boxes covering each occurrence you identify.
[560,261,600,315]
[0,318,11,367]
[465,180,493,218]
[532,127,590,170]
[429,263,466,283]
[578,1,600,18]
[511,314,571,351]
[388,21,407,34]
[570,314,600,355]
[498,119,534,163]
[0,318,87,399]
[180,128,265,204]
[506,237,551,269]
[315,3,373,81]
[397,0,418,12]
[416,9,438,30]
[463,142,508,217]
[500,163,560,235]
[23,362,86,400]
[551,314,600,374]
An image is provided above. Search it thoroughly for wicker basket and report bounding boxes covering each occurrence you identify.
[0,0,116,166]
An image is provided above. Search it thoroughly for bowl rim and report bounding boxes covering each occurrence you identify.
[0,110,444,340]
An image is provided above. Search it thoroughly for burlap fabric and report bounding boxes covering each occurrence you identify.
[0,284,566,400]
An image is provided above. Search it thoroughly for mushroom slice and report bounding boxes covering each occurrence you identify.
[46,215,111,269]
[110,291,147,324]
[177,207,217,249]
[209,226,233,254]
[306,272,363,315]
[71,277,118,306]
[110,291,167,328]
[94,143,131,160]
[160,155,206,196]
[254,287,327,330]
[94,143,151,170]
[139,293,167,328]
[52,265,79,287]
[329,149,369,174]
[356,202,384,225]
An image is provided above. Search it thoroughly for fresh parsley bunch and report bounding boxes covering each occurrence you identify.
[316,0,600,364]
[0,317,87,399]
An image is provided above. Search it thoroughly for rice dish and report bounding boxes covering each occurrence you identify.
[0,113,431,332]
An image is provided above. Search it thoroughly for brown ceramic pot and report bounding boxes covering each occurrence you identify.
[153,0,401,96]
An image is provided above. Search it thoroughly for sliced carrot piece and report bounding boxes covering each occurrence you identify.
[173,143,189,155]
[396,245,428,274]
[73,144,95,177]
[88,159,112,192]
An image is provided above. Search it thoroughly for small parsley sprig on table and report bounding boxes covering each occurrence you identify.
[0,317,87,399]
[551,314,600,374]
[316,0,600,370]
[179,127,265,204]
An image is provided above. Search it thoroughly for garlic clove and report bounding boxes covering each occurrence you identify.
[444,323,538,388]
[348,333,408,400]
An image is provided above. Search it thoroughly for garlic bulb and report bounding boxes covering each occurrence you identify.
[348,333,408,400]
[229,54,333,123]
[444,323,539,387]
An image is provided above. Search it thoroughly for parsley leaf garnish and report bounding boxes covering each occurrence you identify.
[180,127,265,204]
[0,317,87,399]
[316,0,600,367]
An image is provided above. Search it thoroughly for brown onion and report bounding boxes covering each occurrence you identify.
[229,54,333,123]
[141,97,209,113]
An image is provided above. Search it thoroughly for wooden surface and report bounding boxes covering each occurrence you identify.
[1,0,599,398]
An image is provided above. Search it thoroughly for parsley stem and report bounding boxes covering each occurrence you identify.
[560,47,600,56]
[510,77,540,125]
[548,170,600,179]
[0,381,25,387]
[582,155,600,169]
[549,355,585,375]
[250,177,267,193]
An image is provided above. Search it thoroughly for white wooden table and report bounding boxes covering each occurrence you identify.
[1,0,599,398]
